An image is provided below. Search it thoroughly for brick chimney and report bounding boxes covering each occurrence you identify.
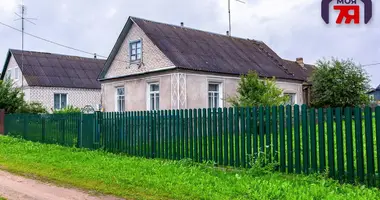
[296,57,305,68]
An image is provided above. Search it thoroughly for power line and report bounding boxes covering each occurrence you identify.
[0,21,99,57]
[362,63,380,67]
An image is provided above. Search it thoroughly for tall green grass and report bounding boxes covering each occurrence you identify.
[0,136,379,200]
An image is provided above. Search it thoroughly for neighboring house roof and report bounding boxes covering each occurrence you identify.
[1,49,106,89]
[368,85,380,94]
[99,16,314,81]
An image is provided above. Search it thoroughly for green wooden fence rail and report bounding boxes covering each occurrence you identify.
[3,104,380,187]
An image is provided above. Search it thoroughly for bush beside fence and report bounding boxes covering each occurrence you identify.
[4,104,380,187]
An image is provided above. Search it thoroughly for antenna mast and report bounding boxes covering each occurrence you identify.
[228,0,245,36]
[14,2,36,92]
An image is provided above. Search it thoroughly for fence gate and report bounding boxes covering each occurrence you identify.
[79,113,97,149]
[0,109,4,135]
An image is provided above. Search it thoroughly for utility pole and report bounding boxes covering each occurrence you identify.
[228,0,245,36]
[14,2,36,92]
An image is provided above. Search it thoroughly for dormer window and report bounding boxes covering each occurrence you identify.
[129,40,142,62]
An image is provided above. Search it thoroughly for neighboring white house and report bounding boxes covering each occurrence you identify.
[0,49,105,112]
[98,17,314,112]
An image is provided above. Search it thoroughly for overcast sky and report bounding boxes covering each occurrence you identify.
[0,0,379,87]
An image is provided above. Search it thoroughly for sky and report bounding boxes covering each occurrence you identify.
[0,0,379,87]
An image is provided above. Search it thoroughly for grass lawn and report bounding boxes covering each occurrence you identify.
[0,136,379,200]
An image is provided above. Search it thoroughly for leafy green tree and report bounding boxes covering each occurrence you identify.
[0,78,25,113]
[227,71,289,107]
[310,58,370,108]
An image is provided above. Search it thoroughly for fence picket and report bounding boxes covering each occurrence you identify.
[198,109,203,162]
[294,105,301,174]
[279,106,285,172]
[265,106,271,164]
[345,107,354,183]
[365,106,375,186]
[327,108,335,178]
[223,107,228,166]
[286,105,293,173]
[218,108,223,165]
[301,104,309,174]
[375,106,380,187]
[355,107,365,183]
[241,107,246,168]
[213,108,218,163]
[310,108,317,173]
[318,108,326,173]
[229,107,234,166]
[335,108,344,181]
[235,107,240,167]
[246,107,252,167]
[203,108,207,162]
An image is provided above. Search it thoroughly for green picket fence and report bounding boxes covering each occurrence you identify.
[4,105,380,187]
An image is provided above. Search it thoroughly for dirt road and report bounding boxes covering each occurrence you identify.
[0,170,123,200]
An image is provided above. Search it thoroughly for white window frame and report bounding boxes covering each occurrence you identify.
[147,82,160,111]
[54,93,68,110]
[284,92,297,105]
[115,87,125,112]
[208,82,223,108]
[129,40,142,62]
[14,68,19,80]
[6,69,12,79]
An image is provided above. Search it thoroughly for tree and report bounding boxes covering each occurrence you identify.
[310,58,370,108]
[227,71,289,107]
[0,78,25,113]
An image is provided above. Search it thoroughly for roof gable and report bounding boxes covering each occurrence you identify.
[1,49,106,89]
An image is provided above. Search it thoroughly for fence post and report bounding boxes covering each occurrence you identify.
[0,109,4,135]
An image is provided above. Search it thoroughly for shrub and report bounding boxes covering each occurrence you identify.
[0,78,25,113]
[53,105,81,114]
[16,102,47,114]
[227,71,289,107]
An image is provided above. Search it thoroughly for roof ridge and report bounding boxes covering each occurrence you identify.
[9,49,106,61]
[130,16,264,44]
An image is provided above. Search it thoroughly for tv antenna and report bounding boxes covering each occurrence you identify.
[14,2,37,91]
[228,0,245,36]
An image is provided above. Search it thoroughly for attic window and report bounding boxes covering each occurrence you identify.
[129,40,142,62]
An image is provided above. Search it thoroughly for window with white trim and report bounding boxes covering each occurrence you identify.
[129,40,142,62]
[14,68,19,80]
[116,87,125,112]
[6,69,11,79]
[208,83,222,108]
[148,83,159,111]
[54,93,67,110]
[284,93,297,105]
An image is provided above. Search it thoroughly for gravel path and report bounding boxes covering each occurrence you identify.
[0,170,123,200]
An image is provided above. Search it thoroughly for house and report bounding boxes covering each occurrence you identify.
[368,85,380,103]
[98,16,314,112]
[0,49,105,111]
